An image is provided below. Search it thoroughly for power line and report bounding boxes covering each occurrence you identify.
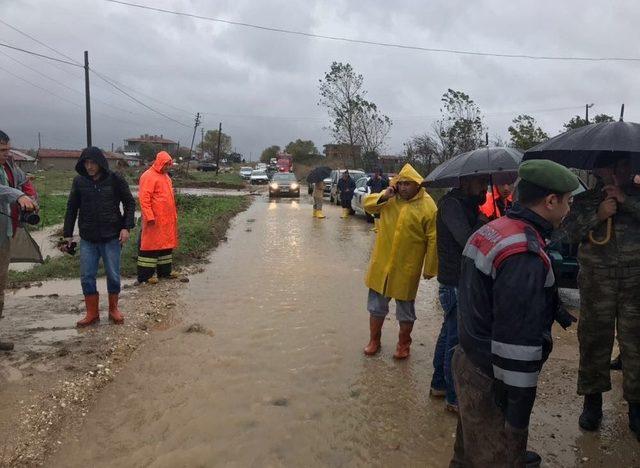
[89,69,191,127]
[105,0,640,63]
[0,42,82,67]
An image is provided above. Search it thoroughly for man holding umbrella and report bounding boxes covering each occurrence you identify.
[563,156,640,438]
[306,166,331,219]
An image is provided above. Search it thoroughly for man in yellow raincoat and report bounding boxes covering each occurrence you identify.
[362,163,438,359]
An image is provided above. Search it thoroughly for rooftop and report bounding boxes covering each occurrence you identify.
[125,134,176,145]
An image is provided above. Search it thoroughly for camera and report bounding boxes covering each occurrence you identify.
[19,210,40,226]
[57,238,77,255]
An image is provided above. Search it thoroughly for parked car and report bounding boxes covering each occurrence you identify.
[197,161,218,172]
[240,167,253,180]
[269,172,300,198]
[351,176,376,222]
[250,170,270,185]
[330,169,365,204]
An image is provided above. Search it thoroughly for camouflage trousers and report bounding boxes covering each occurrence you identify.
[450,347,529,468]
[578,267,640,401]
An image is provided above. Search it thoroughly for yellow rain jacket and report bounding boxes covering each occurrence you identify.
[364,164,438,301]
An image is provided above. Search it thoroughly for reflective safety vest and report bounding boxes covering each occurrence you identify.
[463,216,555,288]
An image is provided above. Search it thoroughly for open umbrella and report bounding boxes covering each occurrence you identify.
[523,119,640,170]
[424,147,523,188]
[524,116,640,246]
[306,166,332,184]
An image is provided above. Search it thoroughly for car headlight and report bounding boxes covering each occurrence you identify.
[270,183,278,190]
[290,183,299,190]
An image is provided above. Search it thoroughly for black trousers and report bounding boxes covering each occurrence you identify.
[137,248,173,282]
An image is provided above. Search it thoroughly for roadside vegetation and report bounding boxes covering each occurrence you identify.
[9,194,249,285]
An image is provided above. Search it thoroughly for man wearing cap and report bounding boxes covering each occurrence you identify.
[563,155,640,439]
[451,160,578,467]
[63,147,135,327]
[137,151,179,283]
[362,163,438,360]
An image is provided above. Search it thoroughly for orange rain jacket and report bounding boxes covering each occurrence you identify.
[139,151,178,251]
[479,186,513,220]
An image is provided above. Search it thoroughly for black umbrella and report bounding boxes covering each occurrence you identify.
[523,120,640,170]
[306,166,332,184]
[424,147,523,188]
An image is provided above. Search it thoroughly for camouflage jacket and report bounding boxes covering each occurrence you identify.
[562,182,640,269]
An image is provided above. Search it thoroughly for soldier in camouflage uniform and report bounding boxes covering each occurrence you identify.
[563,156,640,439]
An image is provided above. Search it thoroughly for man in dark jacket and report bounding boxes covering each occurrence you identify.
[337,170,356,218]
[366,168,389,232]
[63,147,135,328]
[450,160,578,467]
[430,175,489,412]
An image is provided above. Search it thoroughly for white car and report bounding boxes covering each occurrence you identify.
[240,167,253,180]
[352,176,374,221]
[250,170,270,185]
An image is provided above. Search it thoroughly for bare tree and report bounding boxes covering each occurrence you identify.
[319,62,392,166]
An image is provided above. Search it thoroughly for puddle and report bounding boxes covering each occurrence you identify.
[9,277,137,298]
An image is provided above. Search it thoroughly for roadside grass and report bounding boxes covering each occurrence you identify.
[172,169,244,188]
[8,195,249,286]
[36,194,69,229]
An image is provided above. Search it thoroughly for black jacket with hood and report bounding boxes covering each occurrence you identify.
[63,147,135,242]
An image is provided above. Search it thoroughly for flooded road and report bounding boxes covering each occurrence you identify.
[48,195,639,467]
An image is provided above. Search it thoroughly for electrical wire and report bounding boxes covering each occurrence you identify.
[105,0,640,63]
[0,42,83,67]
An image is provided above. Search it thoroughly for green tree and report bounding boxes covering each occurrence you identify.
[508,115,549,150]
[592,113,615,124]
[562,113,613,131]
[403,133,439,175]
[198,129,232,160]
[318,61,392,166]
[285,139,319,160]
[433,89,485,163]
[139,142,162,162]
[260,145,280,163]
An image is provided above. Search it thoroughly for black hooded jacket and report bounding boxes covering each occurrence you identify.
[63,147,135,242]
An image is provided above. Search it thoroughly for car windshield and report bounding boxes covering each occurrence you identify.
[252,171,266,176]
[273,174,296,181]
[240,167,251,171]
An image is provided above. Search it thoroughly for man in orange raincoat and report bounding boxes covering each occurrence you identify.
[479,183,513,220]
[137,151,179,283]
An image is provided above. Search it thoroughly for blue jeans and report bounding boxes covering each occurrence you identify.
[431,284,459,405]
[80,238,122,296]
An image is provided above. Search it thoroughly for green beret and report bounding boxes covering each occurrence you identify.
[518,160,579,193]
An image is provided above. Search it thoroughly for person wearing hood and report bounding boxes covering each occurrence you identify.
[0,130,38,351]
[362,163,438,360]
[137,151,179,284]
[451,160,578,467]
[429,175,490,413]
[63,146,135,327]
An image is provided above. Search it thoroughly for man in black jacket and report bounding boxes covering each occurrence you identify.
[450,160,578,467]
[430,175,489,412]
[62,147,135,328]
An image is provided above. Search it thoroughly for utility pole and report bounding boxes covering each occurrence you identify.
[215,122,222,174]
[37,132,41,149]
[111,143,114,152]
[84,51,92,147]
[186,112,201,173]
[201,127,205,160]
[585,103,594,124]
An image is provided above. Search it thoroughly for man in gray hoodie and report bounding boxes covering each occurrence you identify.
[0,130,38,351]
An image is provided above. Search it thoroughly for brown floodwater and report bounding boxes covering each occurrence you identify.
[47,195,639,467]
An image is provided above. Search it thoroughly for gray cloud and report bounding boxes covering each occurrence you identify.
[1,0,639,160]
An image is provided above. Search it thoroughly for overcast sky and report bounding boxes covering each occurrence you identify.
[1,0,639,160]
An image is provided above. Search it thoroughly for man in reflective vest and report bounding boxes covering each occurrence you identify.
[480,183,514,220]
[451,160,579,467]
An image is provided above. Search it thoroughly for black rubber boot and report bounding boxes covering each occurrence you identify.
[610,354,622,371]
[525,450,542,468]
[629,403,640,441]
[579,393,603,431]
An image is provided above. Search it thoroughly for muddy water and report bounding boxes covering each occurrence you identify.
[49,196,639,467]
